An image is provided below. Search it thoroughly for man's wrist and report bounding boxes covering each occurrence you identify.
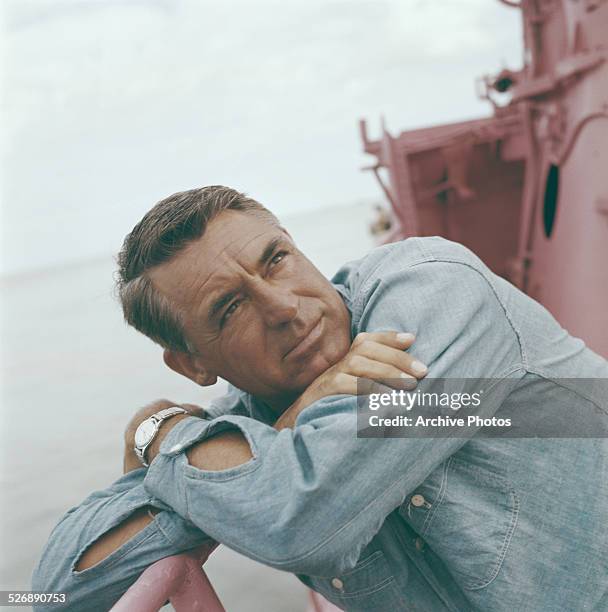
[145,413,192,464]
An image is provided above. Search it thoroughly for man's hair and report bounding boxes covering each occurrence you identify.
[116,185,279,353]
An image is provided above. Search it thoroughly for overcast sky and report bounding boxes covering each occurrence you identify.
[1,0,522,275]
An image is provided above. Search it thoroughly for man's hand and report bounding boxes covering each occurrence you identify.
[275,331,426,430]
[124,399,205,472]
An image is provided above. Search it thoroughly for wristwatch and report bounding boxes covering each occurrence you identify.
[134,406,188,467]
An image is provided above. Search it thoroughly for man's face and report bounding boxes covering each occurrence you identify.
[149,211,352,407]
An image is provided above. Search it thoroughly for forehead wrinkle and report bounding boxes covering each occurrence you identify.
[209,227,278,267]
[194,226,280,298]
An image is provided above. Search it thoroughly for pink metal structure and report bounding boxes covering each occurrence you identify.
[114,2,607,610]
[111,542,340,612]
[111,542,339,612]
[361,0,608,357]
[110,544,224,612]
[307,590,343,612]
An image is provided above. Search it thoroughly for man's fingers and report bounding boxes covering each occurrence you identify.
[353,331,416,351]
[345,355,418,390]
[329,374,396,397]
[355,341,428,379]
[357,378,395,396]
[307,330,424,403]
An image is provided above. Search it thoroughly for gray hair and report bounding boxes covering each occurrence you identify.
[116,185,279,352]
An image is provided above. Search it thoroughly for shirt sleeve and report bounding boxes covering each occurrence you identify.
[144,259,525,577]
[32,468,212,611]
[202,383,252,419]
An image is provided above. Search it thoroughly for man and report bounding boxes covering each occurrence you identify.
[33,186,608,611]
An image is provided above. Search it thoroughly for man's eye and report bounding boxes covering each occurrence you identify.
[270,251,288,266]
[222,300,241,325]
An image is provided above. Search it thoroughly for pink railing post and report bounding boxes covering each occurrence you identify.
[307,590,343,612]
[111,543,342,612]
[111,544,224,612]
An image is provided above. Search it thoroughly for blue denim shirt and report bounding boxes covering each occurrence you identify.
[33,237,608,611]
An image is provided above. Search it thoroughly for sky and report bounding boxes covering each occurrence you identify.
[1,0,522,275]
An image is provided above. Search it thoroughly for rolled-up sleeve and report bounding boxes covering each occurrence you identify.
[144,256,526,577]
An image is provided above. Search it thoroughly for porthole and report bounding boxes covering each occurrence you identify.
[542,164,559,238]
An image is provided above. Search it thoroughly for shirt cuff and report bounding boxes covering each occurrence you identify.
[156,415,219,455]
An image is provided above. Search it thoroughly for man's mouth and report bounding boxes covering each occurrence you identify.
[284,317,323,360]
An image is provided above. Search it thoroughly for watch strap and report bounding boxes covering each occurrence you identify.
[134,406,188,467]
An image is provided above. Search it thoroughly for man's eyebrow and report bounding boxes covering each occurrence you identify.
[258,236,283,267]
[207,236,285,323]
[209,290,237,323]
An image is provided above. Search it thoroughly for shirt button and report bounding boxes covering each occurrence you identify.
[331,578,344,590]
[411,494,426,507]
[415,537,425,552]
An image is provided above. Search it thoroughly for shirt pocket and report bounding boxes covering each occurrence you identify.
[308,550,406,611]
[400,456,520,591]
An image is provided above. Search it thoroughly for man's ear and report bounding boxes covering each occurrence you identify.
[163,349,217,387]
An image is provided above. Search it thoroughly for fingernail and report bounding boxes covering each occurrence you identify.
[397,332,415,343]
[411,360,428,375]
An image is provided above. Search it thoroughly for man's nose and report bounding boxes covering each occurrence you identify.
[255,285,299,327]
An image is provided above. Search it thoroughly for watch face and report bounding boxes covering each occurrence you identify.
[134,419,157,447]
